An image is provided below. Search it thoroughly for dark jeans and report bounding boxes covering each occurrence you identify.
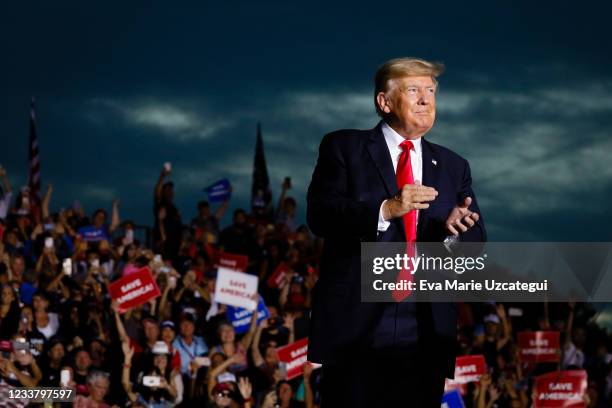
[320,345,446,408]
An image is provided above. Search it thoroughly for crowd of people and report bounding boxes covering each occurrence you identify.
[0,163,611,407]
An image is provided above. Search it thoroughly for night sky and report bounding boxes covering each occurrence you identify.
[1,1,611,241]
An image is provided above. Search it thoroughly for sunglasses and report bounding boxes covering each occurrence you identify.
[216,391,231,398]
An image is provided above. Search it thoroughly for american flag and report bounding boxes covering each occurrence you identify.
[28,97,41,198]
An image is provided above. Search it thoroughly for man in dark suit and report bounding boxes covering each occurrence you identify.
[306,57,486,407]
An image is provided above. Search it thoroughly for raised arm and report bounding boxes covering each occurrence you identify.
[41,184,53,220]
[0,165,12,194]
[121,340,136,399]
[251,318,267,367]
[207,354,242,398]
[275,178,290,218]
[239,303,260,350]
[496,304,511,350]
[109,199,120,233]
[303,363,315,408]
[112,301,129,343]
[154,166,170,204]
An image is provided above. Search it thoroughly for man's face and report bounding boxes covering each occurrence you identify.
[76,350,92,371]
[382,75,437,138]
[11,257,25,276]
[49,343,65,362]
[143,321,160,342]
[180,320,195,337]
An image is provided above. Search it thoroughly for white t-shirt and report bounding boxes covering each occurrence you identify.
[37,312,60,339]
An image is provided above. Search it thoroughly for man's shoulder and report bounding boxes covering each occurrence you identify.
[424,139,469,166]
[320,127,374,147]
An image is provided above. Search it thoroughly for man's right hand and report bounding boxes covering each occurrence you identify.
[382,183,438,220]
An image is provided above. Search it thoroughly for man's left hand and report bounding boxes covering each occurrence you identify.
[445,197,480,236]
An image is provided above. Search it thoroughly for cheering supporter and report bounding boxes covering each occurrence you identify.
[208,311,258,374]
[122,340,182,406]
[0,163,610,408]
[172,312,208,378]
[73,370,114,408]
[0,339,42,387]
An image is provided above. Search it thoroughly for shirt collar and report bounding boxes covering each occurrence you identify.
[382,122,422,154]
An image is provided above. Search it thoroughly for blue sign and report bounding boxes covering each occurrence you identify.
[204,178,232,203]
[226,298,269,334]
[77,225,110,242]
[441,390,464,408]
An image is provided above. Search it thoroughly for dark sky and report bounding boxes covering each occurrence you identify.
[1,1,611,241]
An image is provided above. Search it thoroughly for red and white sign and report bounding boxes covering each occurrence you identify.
[277,338,309,381]
[533,370,587,407]
[216,252,248,272]
[445,355,487,395]
[518,331,560,363]
[267,263,289,289]
[214,267,258,310]
[109,267,161,312]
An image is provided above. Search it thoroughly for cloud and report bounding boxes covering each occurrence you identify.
[89,98,234,141]
[80,185,116,201]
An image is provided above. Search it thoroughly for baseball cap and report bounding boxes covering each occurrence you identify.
[160,320,176,331]
[484,314,500,324]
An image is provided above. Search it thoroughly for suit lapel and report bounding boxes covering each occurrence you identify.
[418,138,441,236]
[366,122,397,196]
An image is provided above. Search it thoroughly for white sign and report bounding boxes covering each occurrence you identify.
[214,267,258,311]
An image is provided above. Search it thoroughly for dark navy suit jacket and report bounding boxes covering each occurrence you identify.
[306,122,486,378]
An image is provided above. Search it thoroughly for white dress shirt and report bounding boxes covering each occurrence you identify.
[377,122,423,232]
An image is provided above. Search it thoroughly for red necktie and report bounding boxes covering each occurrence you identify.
[392,140,416,302]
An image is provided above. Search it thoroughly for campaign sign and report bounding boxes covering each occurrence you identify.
[267,262,289,289]
[445,354,486,394]
[204,178,232,203]
[442,389,465,408]
[77,225,109,242]
[277,338,309,381]
[214,267,258,310]
[533,370,587,407]
[109,267,161,312]
[216,252,248,272]
[518,331,560,363]
[226,297,270,334]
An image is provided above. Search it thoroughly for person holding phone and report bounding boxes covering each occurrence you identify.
[122,340,181,407]
[0,339,42,387]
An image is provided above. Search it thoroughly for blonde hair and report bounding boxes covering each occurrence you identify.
[374,57,445,117]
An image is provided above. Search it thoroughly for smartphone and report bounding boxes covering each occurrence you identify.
[60,369,71,387]
[164,162,172,172]
[195,356,211,367]
[153,254,162,263]
[44,237,54,249]
[168,276,177,289]
[125,229,134,244]
[143,375,161,387]
[285,177,291,188]
[90,259,100,268]
[63,258,72,276]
